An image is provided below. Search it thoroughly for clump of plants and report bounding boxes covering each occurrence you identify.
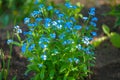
[8,0,97,80]
[102,24,120,48]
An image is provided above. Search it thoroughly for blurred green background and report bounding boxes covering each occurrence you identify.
[0,0,40,27]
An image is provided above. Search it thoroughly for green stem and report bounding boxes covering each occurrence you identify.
[6,44,12,80]
[16,34,22,43]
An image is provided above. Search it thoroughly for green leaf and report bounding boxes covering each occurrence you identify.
[68,77,76,80]
[34,74,40,80]
[102,24,110,36]
[40,69,45,80]
[49,70,55,79]
[110,32,120,48]
[60,65,67,73]
[27,64,39,72]
[24,69,31,76]
[3,15,9,26]
[0,72,2,80]
[114,17,120,27]
[12,76,17,80]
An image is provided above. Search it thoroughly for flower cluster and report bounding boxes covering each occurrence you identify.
[14,25,22,34]
[8,1,97,80]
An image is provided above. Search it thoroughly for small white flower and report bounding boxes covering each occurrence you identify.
[7,39,13,45]
[41,54,47,60]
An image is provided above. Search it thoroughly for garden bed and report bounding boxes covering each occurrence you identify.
[0,4,120,80]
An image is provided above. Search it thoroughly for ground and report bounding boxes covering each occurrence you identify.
[0,4,120,80]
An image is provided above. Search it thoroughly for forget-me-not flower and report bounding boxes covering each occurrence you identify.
[28,44,35,51]
[89,7,95,16]
[24,17,30,24]
[74,25,82,30]
[7,39,13,45]
[21,43,27,53]
[47,6,53,11]
[50,33,56,39]
[41,54,47,60]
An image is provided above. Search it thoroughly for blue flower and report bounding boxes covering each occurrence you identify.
[14,25,20,29]
[82,47,93,54]
[68,58,79,63]
[21,43,27,53]
[59,33,65,40]
[65,2,72,8]
[41,54,47,60]
[38,64,43,68]
[23,31,32,35]
[58,14,64,18]
[28,22,37,27]
[65,22,73,29]
[44,23,50,28]
[39,4,44,9]
[91,17,98,22]
[28,57,34,61]
[68,58,73,63]
[52,21,57,26]
[62,40,67,45]
[50,33,56,39]
[56,20,64,23]
[35,18,43,22]
[24,17,30,24]
[14,25,22,33]
[74,25,82,30]
[47,6,53,11]
[17,29,22,33]
[70,17,76,22]
[90,7,95,11]
[62,40,74,45]
[86,26,89,30]
[39,37,50,43]
[39,37,49,49]
[28,44,35,51]
[73,58,80,64]
[89,7,95,16]
[91,31,97,36]
[90,21,96,27]
[72,5,77,9]
[39,44,48,49]
[56,24,62,29]
[76,44,82,50]
[45,18,51,23]
[7,39,13,45]
[44,18,51,28]
[31,10,41,17]
[82,36,90,45]
[54,9,60,14]
[83,17,88,21]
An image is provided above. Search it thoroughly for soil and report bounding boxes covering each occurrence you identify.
[0,5,120,80]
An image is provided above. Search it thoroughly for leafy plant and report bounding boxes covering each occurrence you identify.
[110,32,120,48]
[8,0,97,79]
[92,24,120,48]
[102,24,120,48]
[0,49,8,80]
[0,32,14,80]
